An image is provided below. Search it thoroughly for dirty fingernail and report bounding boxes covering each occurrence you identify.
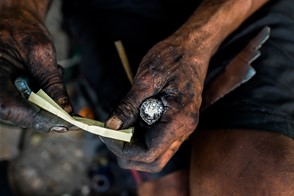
[106,116,123,130]
[57,97,73,113]
[51,126,67,133]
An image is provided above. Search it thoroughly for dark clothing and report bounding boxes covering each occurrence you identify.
[201,0,294,139]
[62,0,294,179]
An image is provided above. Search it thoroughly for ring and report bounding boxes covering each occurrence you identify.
[14,77,32,98]
[139,98,164,125]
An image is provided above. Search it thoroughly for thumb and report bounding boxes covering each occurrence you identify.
[105,90,144,130]
[106,76,162,130]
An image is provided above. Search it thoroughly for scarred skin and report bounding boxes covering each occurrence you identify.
[103,0,271,172]
[0,0,73,132]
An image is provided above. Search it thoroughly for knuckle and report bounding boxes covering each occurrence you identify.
[144,154,157,163]
[0,101,9,120]
[138,72,163,92]
[21,34,55,66]
[31,108,46,130]
[0,100,29,128]
[29,41,55,62]
[57,64,64,76]
[120,93,139,114]
[114,93,140,125]
[117,158,129,169]
[104,140,125,157]
[32,108,62,132]
[149,161,164,173]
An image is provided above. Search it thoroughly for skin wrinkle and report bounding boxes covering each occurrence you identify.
[32,108,44,130]
[118,132,191,172]
[0,2,73,131]
[27,45,56,67]
[38,74,64,92]
[0,45,24,65]
[0,65,14,75]
[146,115,190,162]
[107,118,180,163]
[8,106,24,125]
[105,1,272,173]
[0,103,8,120]
[134,72,163,94]
[3,1,281,189]
[115,92,141,127]
[105,30,204,169]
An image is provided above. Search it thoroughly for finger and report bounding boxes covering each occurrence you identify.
[117,132,190,172]
[105,67,165,130]
[103,111,188,163]
[103,85,198,162]
[21,34,73,113]
[0,76,72,132]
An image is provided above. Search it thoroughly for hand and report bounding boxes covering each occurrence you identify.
[102,31,210,172]
[0,6,73,132]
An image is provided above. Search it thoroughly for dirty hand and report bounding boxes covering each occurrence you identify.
[0,6,73,132]
[102,31,211,172]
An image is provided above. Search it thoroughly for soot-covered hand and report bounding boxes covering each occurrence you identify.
[102,32,210,172]
[0,7,73,132]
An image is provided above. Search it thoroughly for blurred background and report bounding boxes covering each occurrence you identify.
[0,0,137,195]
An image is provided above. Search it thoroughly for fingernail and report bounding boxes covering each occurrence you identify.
[51,126,67,133]
[106,116,123,130]
[57,97,73,113]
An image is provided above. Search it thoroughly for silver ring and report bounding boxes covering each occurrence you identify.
[139,98,164,125]
[14,77,32,98]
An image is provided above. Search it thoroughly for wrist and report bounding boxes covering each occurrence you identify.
[175,0,270,57]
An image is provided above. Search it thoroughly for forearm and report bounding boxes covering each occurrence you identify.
[176,0,270,57]
[0,0,52,20]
